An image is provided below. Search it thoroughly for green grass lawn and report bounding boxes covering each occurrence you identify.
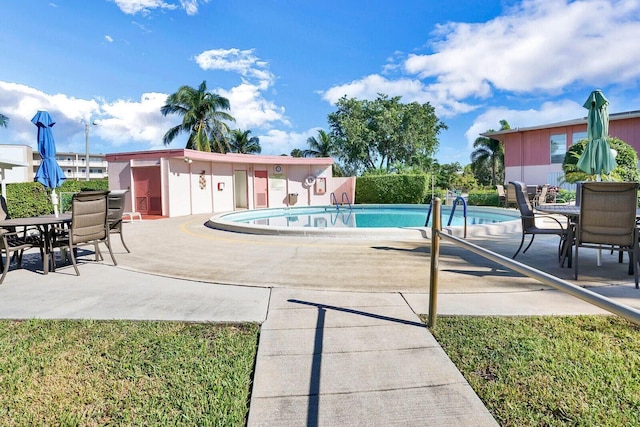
[0,320,259,426]
[427,315,640,426]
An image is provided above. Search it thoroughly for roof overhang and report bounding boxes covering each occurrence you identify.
[105,148,334,165]
[482,109,640,139]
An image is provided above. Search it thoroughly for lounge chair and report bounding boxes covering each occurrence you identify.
[510,181,568,260]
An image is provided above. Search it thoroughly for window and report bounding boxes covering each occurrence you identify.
[550,134,567,164]
[572,131,587,145]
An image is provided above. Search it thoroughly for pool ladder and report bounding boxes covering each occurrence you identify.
[425,195,468,238]
[330,192,352,210]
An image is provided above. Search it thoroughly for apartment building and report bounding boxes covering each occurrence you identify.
[0,144,107,183]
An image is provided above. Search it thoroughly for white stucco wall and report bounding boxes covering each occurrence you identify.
[107,160,133,213]
[212,162,233,212]
[505,164,564,187]
[167,158,195,217]
[1,145,32,183]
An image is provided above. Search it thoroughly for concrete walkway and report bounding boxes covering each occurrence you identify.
[1,214,639,426]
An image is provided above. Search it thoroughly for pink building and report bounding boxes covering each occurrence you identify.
[484,110,640,188]
[106,149,355,217]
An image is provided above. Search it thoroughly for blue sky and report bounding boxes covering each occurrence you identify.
[1,0,640,165]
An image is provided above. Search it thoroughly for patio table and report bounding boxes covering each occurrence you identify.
[537,204,640,268]
[0,213,71,274]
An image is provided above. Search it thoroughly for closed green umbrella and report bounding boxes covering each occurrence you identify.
[576,89,616,179]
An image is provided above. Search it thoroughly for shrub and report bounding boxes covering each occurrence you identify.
[355,174,430,204]
[562,137,639,183]
[6,179,109,218]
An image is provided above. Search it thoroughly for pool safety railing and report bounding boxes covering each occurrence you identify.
[425,196,468,238]
[330,192,353,211]
[330,209,353,226]
[427,197,640,328]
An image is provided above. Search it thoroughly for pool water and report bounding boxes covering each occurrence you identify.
[222,205,519,229]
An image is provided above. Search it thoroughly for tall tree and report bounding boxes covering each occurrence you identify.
[161,81,235,152]
[471,119,510,186]
[328,94,447,174]
[303,129,335,157]
[229,129,261,154]
[0,113,8,128]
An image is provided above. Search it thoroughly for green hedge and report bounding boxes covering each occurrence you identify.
[355,175,431,204]
[5,179,109,218]
[355,175,503,206]
[467,190,501,206]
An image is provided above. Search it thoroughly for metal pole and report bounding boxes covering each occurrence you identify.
[428,197,441,328]
[84,122,90,181]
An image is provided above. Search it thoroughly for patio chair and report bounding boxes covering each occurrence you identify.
[574,182,639,288]
[108,190,130,253]
[52,190,117,275]
[533,184,549,207]
[510,181,568,260]
[0,196,42,283]
[505,183,518,208]
[496,184,506,207]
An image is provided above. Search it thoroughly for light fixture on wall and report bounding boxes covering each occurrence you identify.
[184,157,192,164]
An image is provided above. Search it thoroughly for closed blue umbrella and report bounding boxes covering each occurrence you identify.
[576,89,616,179]
[32,111,66,216]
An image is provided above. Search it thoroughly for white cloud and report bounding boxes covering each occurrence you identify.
[194,48,275,84]
[0,81,175,153]
[320,74,477,117]
[0,76,294,155]
[112,0,177,15]
[217,83,290,131]
[321,0,640,123]
[405,0,640,98]
[464,99,585,149]
[180,0,208,15]
[105,35,114,43]
[112,0,208,15]
[97,92,174,149]
[0,81,100,151]
[196,48,289,131]
[257,128,323,156]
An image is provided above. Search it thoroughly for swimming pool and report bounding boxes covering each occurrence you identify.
[207,204,521,238]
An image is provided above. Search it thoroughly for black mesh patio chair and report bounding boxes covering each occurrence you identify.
[0,196,42,283]
[510,181,568,260]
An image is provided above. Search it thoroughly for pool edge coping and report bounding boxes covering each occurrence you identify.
[206,205,522,239]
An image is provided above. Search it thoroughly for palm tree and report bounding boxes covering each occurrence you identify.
[229,129,261,154]
[303,129,335,157]
[290,148,304,158]
[471,120,510,186]
[0,113,8,128]
[161,81,235,152]
[303,130,346,176]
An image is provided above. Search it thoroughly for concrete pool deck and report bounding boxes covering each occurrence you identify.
[1,213,639,425]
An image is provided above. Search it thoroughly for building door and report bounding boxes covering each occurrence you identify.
[254,170,268,208]
[133,167,162,215]
[234,170,248,209]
